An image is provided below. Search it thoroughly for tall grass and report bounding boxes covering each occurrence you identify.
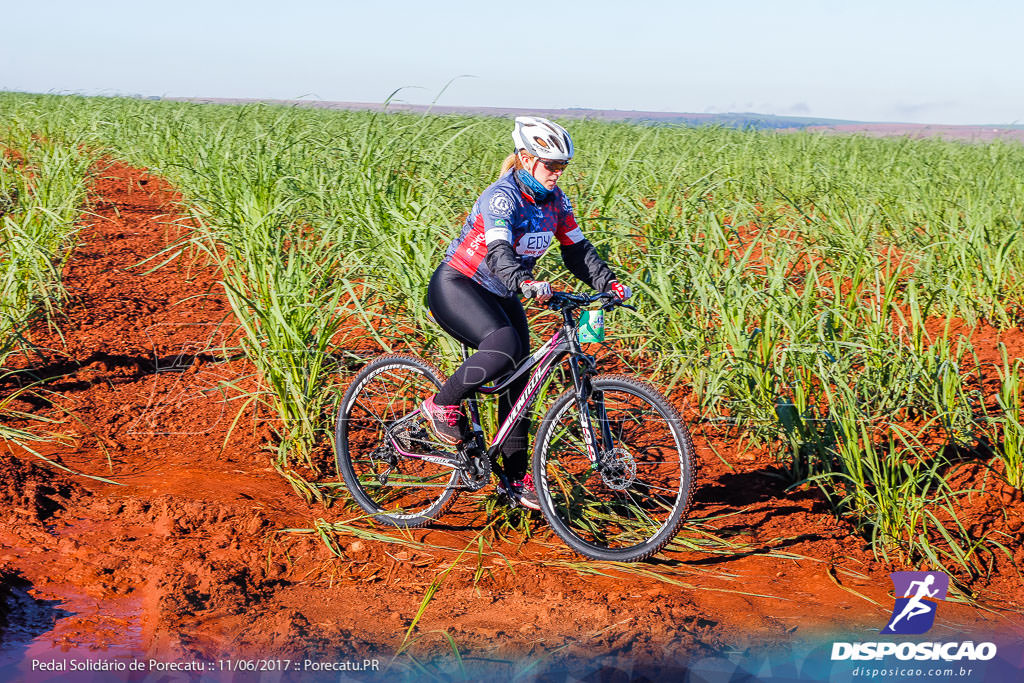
[0,122,95,457]
[991,344,1024,487]
[0,130,95,364]
[3,92,1023,574]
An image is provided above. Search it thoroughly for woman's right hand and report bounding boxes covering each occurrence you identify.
[520,279,553,302]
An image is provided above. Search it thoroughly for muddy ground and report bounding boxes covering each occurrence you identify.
[0,161,1022,680]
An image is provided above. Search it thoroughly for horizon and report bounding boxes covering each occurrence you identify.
[18,92,1022,140]
[8,89,1024,130]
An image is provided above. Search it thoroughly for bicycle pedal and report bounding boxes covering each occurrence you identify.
[495,484,521,508]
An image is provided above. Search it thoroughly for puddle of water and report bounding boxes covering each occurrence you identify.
[0,584,358,683]
[0,580,145,682]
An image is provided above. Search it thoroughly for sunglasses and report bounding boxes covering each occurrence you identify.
[538,159,569,172]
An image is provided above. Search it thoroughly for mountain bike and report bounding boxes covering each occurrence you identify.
[334,291,697,562]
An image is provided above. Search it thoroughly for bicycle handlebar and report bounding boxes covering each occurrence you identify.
[541,290,637,313]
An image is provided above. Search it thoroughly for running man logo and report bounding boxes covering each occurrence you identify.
[881,571,950,635]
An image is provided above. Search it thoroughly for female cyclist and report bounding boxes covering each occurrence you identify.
[422,116,631,510]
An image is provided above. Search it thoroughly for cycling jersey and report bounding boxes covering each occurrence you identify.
[442,171,614,298]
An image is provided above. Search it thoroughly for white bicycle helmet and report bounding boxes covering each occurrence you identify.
[512,116,574,161]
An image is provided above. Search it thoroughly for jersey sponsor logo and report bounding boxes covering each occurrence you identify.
[464,230,486,257]
[516,231,553,257]
[489,192,513,218]
[561,194,573,213]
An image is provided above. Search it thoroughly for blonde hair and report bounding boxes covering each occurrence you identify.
[499,151,527,177]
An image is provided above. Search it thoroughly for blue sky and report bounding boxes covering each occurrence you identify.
[3,0,1022,125]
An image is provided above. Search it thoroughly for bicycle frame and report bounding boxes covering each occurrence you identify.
[461,302,606,472]
[380,294,620,486]
[338,290,694,558]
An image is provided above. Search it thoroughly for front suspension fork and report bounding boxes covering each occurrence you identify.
[567,353,613,469]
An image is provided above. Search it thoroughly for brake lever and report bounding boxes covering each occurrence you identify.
[600,296,638,311]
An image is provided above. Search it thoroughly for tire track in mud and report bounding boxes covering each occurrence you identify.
[0,160,1021,678]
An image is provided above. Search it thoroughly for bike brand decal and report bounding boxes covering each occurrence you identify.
[387,437,458,468]
[417,454,459,467]
[577,402,597,463]
[493,332,562,445]
[489,192,513,218]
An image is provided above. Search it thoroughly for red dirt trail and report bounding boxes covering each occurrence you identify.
[0,161,1022,677]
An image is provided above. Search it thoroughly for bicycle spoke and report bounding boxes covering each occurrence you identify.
[352,396,386,426]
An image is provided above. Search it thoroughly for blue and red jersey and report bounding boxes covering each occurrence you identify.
[442,171,586,297]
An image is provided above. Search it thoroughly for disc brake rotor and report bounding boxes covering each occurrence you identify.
[600,447,637,491]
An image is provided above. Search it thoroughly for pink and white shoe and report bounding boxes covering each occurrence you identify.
[419,394,466,445]
[513,473,541,511]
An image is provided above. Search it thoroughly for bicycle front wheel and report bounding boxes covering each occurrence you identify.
[533,374,696,561]
[335,354,460,527]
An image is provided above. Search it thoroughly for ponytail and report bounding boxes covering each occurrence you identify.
[499,152,523,178]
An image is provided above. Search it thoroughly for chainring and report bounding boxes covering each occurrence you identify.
[459,452,492,491]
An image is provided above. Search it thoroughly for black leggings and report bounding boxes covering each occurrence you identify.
[427,264,531,480]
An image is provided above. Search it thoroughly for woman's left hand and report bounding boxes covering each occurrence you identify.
[606,281,632,301]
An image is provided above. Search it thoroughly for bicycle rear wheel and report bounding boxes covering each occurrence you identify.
[335,354,460,527]
[533,374,696,561]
